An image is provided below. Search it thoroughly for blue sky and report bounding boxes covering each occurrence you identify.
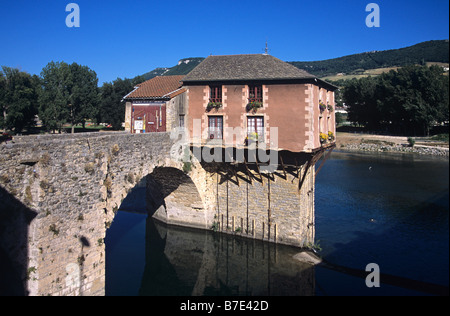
[1,0,448,85]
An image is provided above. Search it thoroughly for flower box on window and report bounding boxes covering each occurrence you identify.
[206,100,223,112]
[319,101,326,113]
[244,132,259,146]
[320,132,328,144]
[328,131,335,141]
[246,101,263,113]
[327,103,334,112]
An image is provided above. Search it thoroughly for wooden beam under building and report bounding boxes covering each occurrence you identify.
[298,149,324,192]
[315,145,336,178]
[279,155,287,179]
[232,166,239,186]
[243,158,253,185]
[254,159,264,185]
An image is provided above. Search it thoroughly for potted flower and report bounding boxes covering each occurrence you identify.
[319,132,328,144]
[206,100,223,112]
[328,131,335,141]
[246,101,263,113]
[245,132,259,146]
[327,103,334,112]
[319,101,326,113]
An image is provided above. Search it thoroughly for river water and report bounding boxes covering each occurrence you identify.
[105,151,449,296]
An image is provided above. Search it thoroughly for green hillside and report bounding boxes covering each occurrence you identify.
[140,57,204,80]
[137,40,449,81]
[288,40,449,78]
[140,67,169,80]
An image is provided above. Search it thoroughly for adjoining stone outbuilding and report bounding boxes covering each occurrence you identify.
[123,75,186,134]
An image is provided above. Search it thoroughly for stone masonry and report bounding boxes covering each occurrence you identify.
[0,132,316,296]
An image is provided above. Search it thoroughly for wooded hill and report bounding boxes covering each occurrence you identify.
[138,40,449,80]
[141,57,205,80]
[289,40,449,78]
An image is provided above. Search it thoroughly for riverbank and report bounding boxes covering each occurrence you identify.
[336,132,449,157]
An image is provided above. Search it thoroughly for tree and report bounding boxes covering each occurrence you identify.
[343,65,449,135]
[39,61,99,133]
[67,63,99,132]
[376,65,449,135]
[335,112,346,126]
[98,76,145,130]
[38,61,71,132]
[0,66,39,133]
[343,76,380,129]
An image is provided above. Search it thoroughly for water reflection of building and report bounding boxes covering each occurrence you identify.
[139,217,315,296]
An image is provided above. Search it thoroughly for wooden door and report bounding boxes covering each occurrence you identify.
[132,104,166,133]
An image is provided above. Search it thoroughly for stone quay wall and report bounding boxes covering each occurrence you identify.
[210,166,315,248]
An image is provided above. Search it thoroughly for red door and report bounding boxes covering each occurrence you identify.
[132,104,166,133]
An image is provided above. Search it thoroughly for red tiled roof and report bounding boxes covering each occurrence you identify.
[124,75,185,100]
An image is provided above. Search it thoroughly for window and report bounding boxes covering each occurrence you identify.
[210,85,222,103]
[248,85,263,103]
[208,116,223,139]
[247,116,264,141]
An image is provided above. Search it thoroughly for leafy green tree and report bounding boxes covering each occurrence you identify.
[376,65,449,135]
[67,63,99,131]
[39,61,99,133]
[343,76,380,129]
[38,61,71,132]
[335,112,346,126]
[98,76,145,130]
[343,64,449,135]
[0,66,39,133]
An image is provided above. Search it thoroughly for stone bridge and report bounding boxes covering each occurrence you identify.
[0,132,317,296]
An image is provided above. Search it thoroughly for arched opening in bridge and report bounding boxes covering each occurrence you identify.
[146,167,205,222]
[117,167,204,220]
[105,166,205,295]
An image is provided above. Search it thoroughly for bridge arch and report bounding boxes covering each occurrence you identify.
[145,167,207,228]
[0,132,215,296]
[110,165,212,230]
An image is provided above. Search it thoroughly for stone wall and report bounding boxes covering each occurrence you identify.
[166,92,187,132]
[210,165,315,248]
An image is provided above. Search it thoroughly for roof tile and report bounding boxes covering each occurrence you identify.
[182,54,316,82]
[125,75,184,99]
